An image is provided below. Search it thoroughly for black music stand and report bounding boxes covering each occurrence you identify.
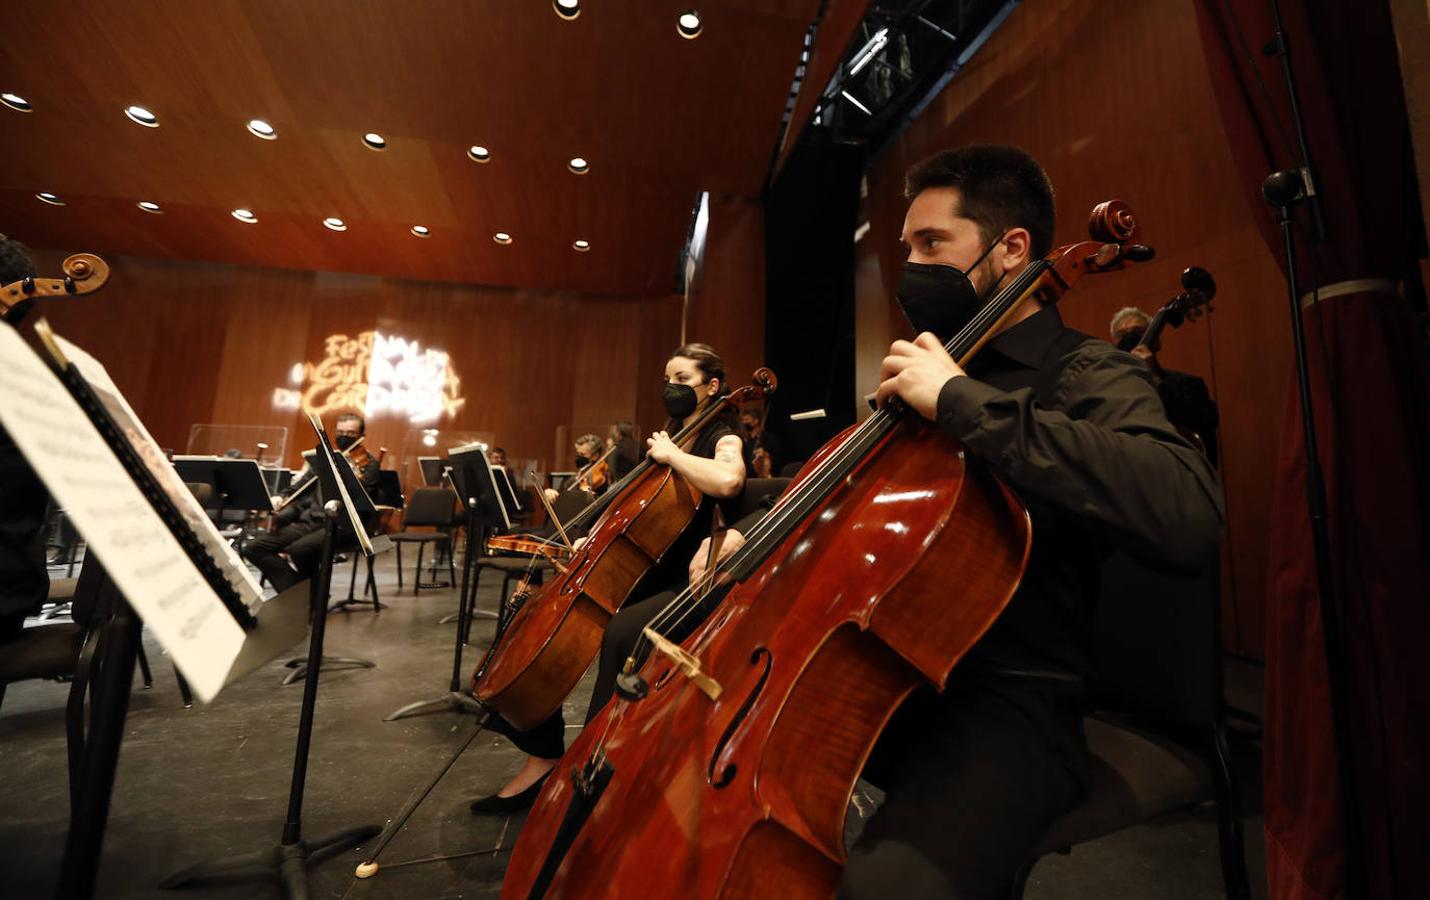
[417,455,443,487]
[174,456,274,526]
[279,439,388,679]
[383,444,510,721]
[161,498,381,898]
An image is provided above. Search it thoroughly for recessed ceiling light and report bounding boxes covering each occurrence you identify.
[467,145,491,163]
[493,232,512,244]
[411,225,431,237]
[232,208,257,223]
[137,201,163,214]
[553,0,580,20]
[1,93,32,112]
[247,118,277,140]
[567,156,590,174]
[677,10,703,39]
[573,239,591,252]
[35,192,64,206]
[125,105,159,127]
[323,217,347,232]
[361,132,387,150]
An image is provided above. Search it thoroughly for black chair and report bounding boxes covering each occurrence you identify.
[1008,552,1252,899]
[389,487,459,596]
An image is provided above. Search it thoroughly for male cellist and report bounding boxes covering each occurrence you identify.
[854,145,1223,898]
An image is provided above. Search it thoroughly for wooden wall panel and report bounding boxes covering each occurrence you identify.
[685,194,768,396]
[855,0,1292,657]
[30,249,683,483]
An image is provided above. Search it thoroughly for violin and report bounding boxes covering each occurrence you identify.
[471,369,778,731]
[573,443,617,494]
[342,436,374,471]
[1,252,110,322]
[500,201,1154,899]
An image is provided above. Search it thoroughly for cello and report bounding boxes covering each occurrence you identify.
[1,252,110,321]
[471,369,778,731]
[501,201,1154,899]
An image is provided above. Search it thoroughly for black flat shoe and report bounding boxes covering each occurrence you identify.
[469,773,549,816]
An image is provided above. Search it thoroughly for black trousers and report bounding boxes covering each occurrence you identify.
[494,587,694,760]
[243,521,327,592]
[838,676,1090,900]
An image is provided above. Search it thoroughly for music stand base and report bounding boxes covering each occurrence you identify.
[159,825,382,899]
[384,690,485,722]
[438,609,496,625]
[328,598,384,614]
[281,656,375,686]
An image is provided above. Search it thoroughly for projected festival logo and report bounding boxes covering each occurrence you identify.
[271,331,466,425]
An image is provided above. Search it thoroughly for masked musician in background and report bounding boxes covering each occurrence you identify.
[243,412,379,592]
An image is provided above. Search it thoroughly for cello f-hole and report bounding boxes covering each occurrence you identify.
[708,647,772,788]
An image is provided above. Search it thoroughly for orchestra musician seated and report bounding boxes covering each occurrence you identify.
[242,412,379,592]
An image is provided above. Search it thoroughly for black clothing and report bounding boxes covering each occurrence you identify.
[842,305,1223,898]
[243,453,380,591]
[494,418,742,760]
[0,426,49,640]
[840,675,1084,900]
[244,522,329,592]
[610,438,639,480]
[743,427,784,476]
[1157,368,1220,467]
[937,307,1223,683]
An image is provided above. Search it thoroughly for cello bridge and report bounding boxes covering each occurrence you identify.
[642,627,721,701]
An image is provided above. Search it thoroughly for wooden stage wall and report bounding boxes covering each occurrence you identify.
[28,249,686,480]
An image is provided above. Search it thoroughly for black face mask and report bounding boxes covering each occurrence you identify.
[1115,328,1145,352]
[335,434,358,451]
[663,382,700,420]
[895,238,1004,341]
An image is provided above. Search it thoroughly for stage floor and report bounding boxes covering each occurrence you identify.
[0,552,1268,899]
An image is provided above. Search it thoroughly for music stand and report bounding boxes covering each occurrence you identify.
[494,465,522,514]
[383,443,511,721]
[417,455,443,487]
[279,432,391,681]
[162,507,380,897]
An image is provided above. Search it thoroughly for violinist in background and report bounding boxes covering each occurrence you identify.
[739,407,782,478]
[607,421,639,480]
[243,412,379,592]
[543,434,608,503]
[851,145,1223,898]
[1109,306,1221,467]
[488,446,509,469]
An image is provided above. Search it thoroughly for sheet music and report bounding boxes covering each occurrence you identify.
[51,332,266,614]
[0,324,245,703]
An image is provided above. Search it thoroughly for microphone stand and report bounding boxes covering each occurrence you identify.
[1261,2,1365,896]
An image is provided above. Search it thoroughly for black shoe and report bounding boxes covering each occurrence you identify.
[469,773,549,816]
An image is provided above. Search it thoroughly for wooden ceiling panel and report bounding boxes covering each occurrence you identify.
[0,0,819,293]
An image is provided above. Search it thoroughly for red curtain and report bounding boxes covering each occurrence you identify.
[1194,1,1430,898]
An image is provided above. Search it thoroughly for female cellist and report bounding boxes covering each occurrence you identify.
[501,145,1224,899]
[469,342,747,814]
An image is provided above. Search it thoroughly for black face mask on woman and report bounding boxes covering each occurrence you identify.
[663,382,700,420]
[894,236,1005,342]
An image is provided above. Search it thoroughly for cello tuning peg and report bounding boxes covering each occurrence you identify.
[1123,244,1156,262]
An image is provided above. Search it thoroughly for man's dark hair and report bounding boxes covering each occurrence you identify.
[492,446,507,456]
[336,412,365,434]
[904,145,1056,259]
[0,234,39,285]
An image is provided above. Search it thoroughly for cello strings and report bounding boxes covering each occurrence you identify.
[630,262,1050,662]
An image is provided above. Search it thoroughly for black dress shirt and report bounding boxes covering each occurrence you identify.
[935,304,1224,683]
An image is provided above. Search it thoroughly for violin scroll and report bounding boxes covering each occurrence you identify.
[751,366,778,396]
[2,251,110,320]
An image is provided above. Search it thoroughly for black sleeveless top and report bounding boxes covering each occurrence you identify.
[637,409,742,593]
